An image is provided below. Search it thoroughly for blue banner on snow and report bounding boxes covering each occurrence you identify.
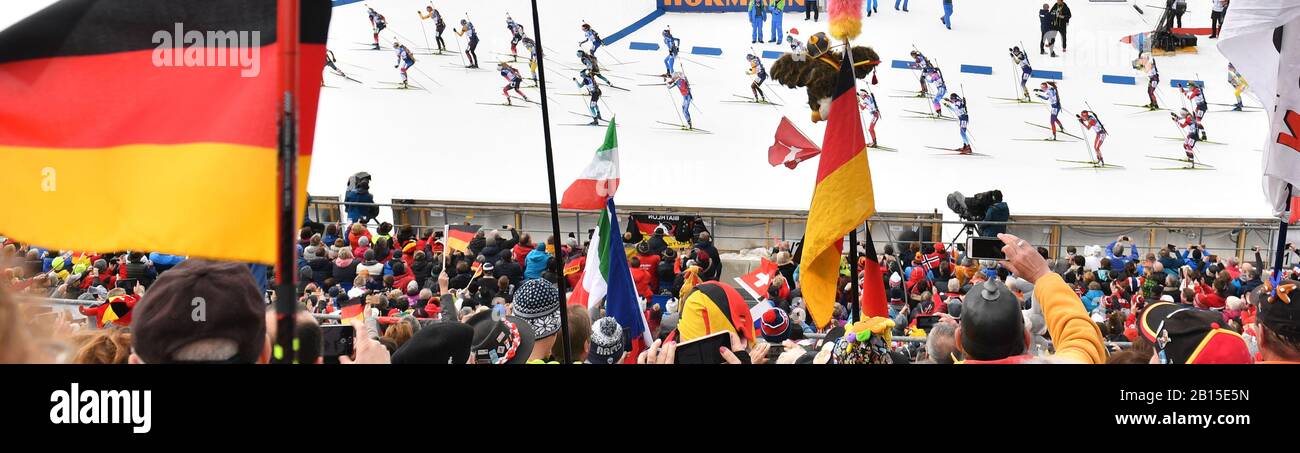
[658,0,809,13]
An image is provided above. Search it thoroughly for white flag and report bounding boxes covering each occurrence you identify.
[1217,0,1300,219]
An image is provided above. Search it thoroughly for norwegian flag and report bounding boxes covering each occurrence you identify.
[921,253,942,272]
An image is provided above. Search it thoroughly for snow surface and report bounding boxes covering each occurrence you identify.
[309,0,1270,220]
[0,0,1273,220]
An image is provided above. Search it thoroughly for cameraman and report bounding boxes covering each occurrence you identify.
[344,172,379,225]
[978,191,1009,237]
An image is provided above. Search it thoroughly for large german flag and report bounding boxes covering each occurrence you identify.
[799,48,877,329]
[0,0,331,264]
[444,224,481,254]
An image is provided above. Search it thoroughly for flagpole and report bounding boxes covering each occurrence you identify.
[1270,184,1293,288]
[530,0,572,364]
[847,228,860,324]
[272,0,301,364]
[843,37,862,325]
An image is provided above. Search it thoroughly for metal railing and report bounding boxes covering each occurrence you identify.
[307,197,1291,263]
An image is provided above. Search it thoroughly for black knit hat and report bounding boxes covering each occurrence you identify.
[131,259,265,364]
[392,322,474,364]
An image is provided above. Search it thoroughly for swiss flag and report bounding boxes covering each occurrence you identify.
[768,116,822,169]
[734,257,779,300]
[1290,195,1300,224]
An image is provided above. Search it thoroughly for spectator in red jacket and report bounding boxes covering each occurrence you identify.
[635,242,661,293]
[630,256,653,299]
[79,287,141,328]
[513,233,536,265]
[347,222,372,247]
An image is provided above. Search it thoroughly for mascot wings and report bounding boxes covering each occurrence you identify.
[770,32,880,123]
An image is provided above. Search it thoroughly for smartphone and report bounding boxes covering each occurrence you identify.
[765,342,785,363]
[914,315,940,332]
[673,331,732,364]
[320,324,356,364]
[966,237,1006,261]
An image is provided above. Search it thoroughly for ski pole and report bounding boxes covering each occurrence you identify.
[666,84,685,126]
[417,11,432,51]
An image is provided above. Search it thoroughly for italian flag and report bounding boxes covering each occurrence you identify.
[569,198,653,350]
[560,118,620,210]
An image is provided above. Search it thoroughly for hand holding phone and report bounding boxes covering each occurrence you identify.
[320,324,356,364]
[673,331,731,364]
[967,236,1007,261]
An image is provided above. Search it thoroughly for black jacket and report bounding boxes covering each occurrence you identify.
[496,261,524,286]
[411,257,435,288]
[777,262,797,286]
[1039,9,1051,32]
[449,271,473,290]
[657,260,677,290]
[696,240,722,281]
[1049,3,1071,29]
[646,234,669,256]
[307,257,332,286]
[125,261,157,287]
[467,236,487,258]
[332,260,358,288]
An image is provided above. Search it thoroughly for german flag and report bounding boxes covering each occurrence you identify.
[798,48,877,329]
[857,230,888,320]
[0,0,331,264]
[444,224,481,254]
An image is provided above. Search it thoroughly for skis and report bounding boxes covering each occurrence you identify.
[567,111,610,125]
[1024,122,1083,140]
[475,101,529,108]
[654,120,710,133]
[1012,137,1078,142]
[1156,136,1227,146]
[889,94,929,99]
[1057,159,1124,169]
[1145,155,1215,170]
[724,95,781,106]
[508,95,539,105]
[867,144,898,152]
[374,80,425,91]
[902,109,955,121]
[443,63,485,70]
[1115,102,1169,112]
[1211,108,1260,113]
[1209,102,1261,110]
[989,96,1040,104]
[924,146,988,156]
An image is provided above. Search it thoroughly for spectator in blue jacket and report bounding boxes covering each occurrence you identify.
[941,0,954,30]
[768,0,785,43]
[1038,3,1053,55]
[980,199,1010,237]
[345,172,377,224]
[1105,236,1139,274]
[1081,281,1104,313]
[1158,246,1183,276]
[749,0,767,44]
[1181,244,1209,272]
[524,236,555,280]
[148,253,186,274]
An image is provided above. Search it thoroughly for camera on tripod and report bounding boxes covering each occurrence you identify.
[946,190,1007,238]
